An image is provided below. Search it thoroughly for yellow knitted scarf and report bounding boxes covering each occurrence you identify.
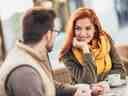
[73,35,112,75]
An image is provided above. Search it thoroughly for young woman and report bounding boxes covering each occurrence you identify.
[59,7,126,84]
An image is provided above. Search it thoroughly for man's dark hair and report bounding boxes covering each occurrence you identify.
[22,7,56,44]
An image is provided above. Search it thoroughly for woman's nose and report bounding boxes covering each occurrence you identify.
[80,30,87,35]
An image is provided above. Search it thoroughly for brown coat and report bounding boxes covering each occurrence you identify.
[0,41,55,96]
[0,41,76,96]
[115,44,128,75]
[61,35,126,84]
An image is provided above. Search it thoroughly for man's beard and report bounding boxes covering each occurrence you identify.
[46,44,53,52]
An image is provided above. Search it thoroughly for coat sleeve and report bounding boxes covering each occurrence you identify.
[55,81,77,96]
[6,66,46,96]
[6,65,77,96]
[108,35,126,79]
[61,51,97,84]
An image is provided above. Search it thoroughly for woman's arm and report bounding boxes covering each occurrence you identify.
[55,81,77,96]
[62,51,97,84]
[108,35,126,79]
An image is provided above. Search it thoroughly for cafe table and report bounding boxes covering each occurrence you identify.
[103,78,128,96]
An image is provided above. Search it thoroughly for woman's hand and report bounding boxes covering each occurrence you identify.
[73,38,90,53]
[91,81,110,96]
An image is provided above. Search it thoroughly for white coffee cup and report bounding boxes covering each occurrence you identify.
[105,74,121,86]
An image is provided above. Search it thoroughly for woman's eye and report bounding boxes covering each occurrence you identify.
[75,26,81,31]
[85,26,91,30]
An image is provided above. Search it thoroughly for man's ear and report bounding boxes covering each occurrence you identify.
[42,31,50,40]
[47,31,52,41]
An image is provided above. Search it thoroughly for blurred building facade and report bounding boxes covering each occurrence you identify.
[0,0,128,54]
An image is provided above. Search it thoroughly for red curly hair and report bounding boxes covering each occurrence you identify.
[59,7,105,60]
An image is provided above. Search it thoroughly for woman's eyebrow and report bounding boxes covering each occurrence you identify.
[75,25,81,27]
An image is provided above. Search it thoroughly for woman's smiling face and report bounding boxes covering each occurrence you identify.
[74,17,95,43]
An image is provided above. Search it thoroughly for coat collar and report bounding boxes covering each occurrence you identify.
[16,40,48,63]
[15,40,53,74]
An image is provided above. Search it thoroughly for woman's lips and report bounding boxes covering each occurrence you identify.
[76,36,90,41]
